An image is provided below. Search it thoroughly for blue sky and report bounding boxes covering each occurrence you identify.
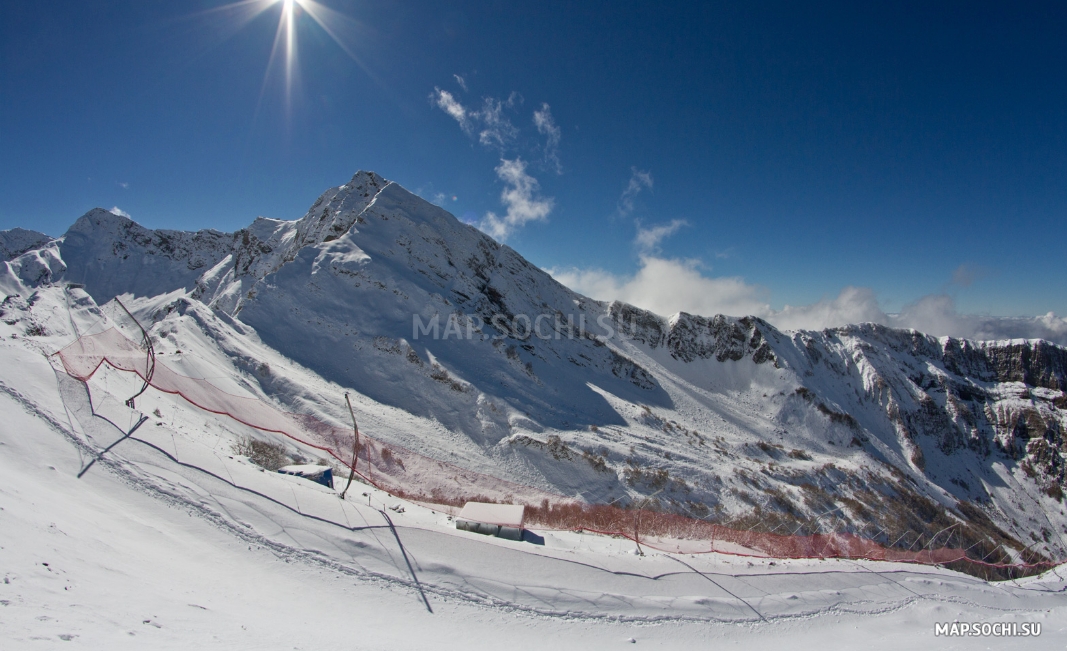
[2,1,1065,334]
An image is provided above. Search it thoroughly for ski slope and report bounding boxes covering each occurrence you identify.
[1,323,1064,648]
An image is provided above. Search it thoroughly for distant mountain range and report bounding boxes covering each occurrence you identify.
[3,171,1064,567]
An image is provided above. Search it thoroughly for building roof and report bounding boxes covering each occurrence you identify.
[277,464,331,477]
[458,502,525,528]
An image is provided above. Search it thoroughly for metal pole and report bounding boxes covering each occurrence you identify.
[633,488,664,555]
[114,297,155,409]
[338,393,361,500]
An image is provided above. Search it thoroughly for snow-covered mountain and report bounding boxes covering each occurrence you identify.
[3,171,1065,569]
[0,227,52,262]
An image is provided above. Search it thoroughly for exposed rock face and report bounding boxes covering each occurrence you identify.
[968,340,1067,391]
[610,301,665,348]
[667,313,777,365]
[608,303,778,365]
[785,323,1067,506]
[1,228,53,262]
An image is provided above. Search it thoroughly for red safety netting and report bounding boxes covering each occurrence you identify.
[54,327,1064,578]
[520,503,1058,573]
[55,327,558,506]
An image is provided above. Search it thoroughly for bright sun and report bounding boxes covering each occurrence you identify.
[202,0,364,119]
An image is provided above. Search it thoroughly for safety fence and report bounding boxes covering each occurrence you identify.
[518,502,1060,580]
[55,327,557,506]
[54,327,1063,580]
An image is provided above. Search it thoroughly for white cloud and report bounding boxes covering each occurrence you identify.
[118,181,129,189]
[432,85,557,239]
[772,286,887,331]
[887,295,1067,343]
[481,158,553,241]
[634,219,687,254]
[533,103,562,174]
[109,206,131,218]
[553,206,767,318]
[431,87,470,132]
[618,168,653,216]
[551,242,1067,344]
[553,256,772,320]
[431,88,520,151]
[772,289,1067,342]
[475,95,519,149]
[453,73,468,91]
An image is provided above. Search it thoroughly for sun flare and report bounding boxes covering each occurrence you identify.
[198,0,365,120]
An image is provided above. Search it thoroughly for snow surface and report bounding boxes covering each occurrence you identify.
[458,502,525,528]
[278,464,332,475]
[1,342,1065,648]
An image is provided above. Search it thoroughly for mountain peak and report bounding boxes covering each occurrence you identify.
[0,227,54,262]
[67,207,135,234]
[286,170,391,250]
[343,170,388,193]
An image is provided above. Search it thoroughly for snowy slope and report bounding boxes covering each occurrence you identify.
[1,330,1065,648]
[2,171,1066,570]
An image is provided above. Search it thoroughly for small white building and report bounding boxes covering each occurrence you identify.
[456,502,525,541]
